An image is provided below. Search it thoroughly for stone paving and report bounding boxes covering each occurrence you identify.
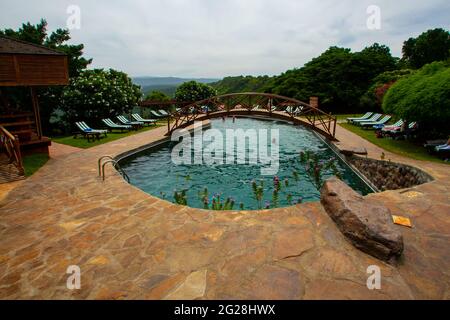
[0,122,449,299]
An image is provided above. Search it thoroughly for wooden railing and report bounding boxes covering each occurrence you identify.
[0,125,24,176]
[167,93,337,140]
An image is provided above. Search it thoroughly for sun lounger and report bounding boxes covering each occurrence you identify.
[158,110,170,117]
[347,112,373,123]
[352,113,382,124]
[79,121,108,136]
[132,113,157,126]
[360,115,391,128]
[102,118,132,132]
[385,122,418,139]
[74,122,102,141]
[435,143,450,160]
[424,139,448,152]
[117,115,143,129]
[150,110,164,118]
[379,119,404,132]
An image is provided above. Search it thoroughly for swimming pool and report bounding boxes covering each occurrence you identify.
[119,117,373,210]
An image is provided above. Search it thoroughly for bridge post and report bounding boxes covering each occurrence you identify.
[309,96,319,109]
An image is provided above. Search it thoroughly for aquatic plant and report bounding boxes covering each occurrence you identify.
[286,193,293,205]
[211,194,235,210]
[299,150,341,190]
[173,189,188,206]
[251,179,265,209]
[198,187,235,210]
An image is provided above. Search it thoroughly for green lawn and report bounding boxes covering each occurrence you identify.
[339,123,447,163]
[23,153,49,177]
[334,114,363,122]
[52,122,165,149]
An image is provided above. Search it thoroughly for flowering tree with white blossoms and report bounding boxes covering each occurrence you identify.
[61,68,142,127]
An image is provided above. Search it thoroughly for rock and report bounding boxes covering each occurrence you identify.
[340,147,367,157]
[345,155,433,191]
[320,177,404,262]
[164,269,207,300]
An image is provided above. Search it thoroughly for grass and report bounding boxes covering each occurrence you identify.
[52,121,165,149]
[334,114,363,122]
[339,122,447,163]
[23,153,49,177]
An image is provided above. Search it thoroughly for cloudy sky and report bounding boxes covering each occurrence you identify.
[1,0,449,78]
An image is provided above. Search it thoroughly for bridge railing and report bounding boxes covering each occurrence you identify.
[167,93,337,139]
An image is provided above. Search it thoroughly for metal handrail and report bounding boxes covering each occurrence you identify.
[99,157,130,183]
[98,155,113,176]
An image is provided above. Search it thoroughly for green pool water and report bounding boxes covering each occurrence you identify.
[119,117,373,210]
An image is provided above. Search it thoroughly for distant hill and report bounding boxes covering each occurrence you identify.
[211,75,273,95]
[133,77,220,97]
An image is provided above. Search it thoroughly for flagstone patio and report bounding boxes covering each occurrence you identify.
[0,123,448,299]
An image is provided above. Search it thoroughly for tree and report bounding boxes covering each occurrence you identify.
[266,44,398,112]
[212,75,272,94]
[0,19,92,134]
[174,81,216,102]
[359,69,413,111]
[0,19,91,77]
[383,61,450,137]
[401,28,450,69]
[145,90,171,102]
[61,69,142,128]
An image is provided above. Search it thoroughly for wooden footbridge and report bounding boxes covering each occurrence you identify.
[164,93,337,140]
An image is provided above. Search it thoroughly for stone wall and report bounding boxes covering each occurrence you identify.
[346,155,433,191]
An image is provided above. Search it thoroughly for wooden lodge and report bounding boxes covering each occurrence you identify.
[0,35,69,180]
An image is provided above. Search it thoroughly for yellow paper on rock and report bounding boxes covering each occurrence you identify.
[392,215,412,227]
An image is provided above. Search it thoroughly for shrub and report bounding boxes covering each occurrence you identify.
[359,69,413,111]
[383,61,450,137]
[61,69,141,128]
[174,81,216,102]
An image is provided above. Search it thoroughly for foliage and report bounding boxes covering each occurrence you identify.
[383,61,450,137]
[1,19,91,78]
[211,75,273,95]
[174,189,188,205]
[199,188,236,210]
[299,151,341,189]
[174,81,217,102]
[144,90,171,101]
[359,69,413,111]
[0,19,92,135]
[266,44,398,112]
[61,69,142,128]
[401,28,450,69]
[251,179,265,209]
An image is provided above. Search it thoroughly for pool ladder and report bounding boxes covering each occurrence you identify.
[98,155,130,183]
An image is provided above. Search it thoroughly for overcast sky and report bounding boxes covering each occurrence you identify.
[1,0,449,78]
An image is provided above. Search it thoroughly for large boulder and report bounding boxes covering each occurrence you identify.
[320,177,403,262]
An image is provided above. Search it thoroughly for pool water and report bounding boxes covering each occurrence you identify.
[120,118,372,210]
